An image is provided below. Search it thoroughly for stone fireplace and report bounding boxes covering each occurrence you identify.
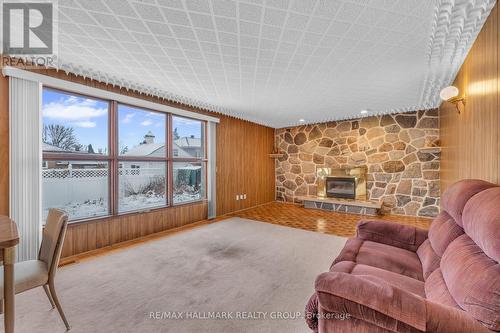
[299,165,381,215]
[275,109,441,217]
[297,166,380,215]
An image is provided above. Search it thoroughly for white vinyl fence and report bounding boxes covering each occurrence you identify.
[42,166,165,208]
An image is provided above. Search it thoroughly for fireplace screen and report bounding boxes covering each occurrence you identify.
[325,177,356,199]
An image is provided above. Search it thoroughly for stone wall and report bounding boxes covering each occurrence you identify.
[275,110,440,217]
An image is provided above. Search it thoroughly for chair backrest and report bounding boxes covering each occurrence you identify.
[39,208,68,278]
[419,180,500,331]
[417,179,497,280]
[439,186,500,331]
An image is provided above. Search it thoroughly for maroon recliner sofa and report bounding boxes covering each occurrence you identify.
[305,179,500,332]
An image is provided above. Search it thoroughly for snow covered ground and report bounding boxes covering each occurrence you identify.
[173,192,201,204]
[43,198,108,222]
[119,193,166,213]
[43,192,201,222]
[42,166,202,222]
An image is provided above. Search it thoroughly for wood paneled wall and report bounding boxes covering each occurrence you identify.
[61,202,207,258]
[440,2,500,191]
[0,67,275,257]
[216,117,275,215]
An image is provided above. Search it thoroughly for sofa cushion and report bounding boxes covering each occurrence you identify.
[462,187,500,262]
[332,238,424,281]
[441,234,500,331]
[440,179,497,227]
[426,301,494,333]
[416,239,440,280]
[424,268,459,309]
[331,261,425,298]
[427,211,464,257]
[417,211,464,281]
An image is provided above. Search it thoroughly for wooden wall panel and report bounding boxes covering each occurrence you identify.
[440,2,499,191]
[0,67,275,258]
[61,202,207,258]
[216,117,275,215]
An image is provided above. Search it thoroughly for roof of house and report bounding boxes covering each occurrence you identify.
[174,137,201,148]
[42,142,66,152]
[120,134,201,157]
[123,143,165,157]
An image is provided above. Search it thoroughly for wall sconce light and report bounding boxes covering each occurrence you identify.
[440,86,466,114]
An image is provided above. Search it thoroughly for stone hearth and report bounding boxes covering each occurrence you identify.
[298,195,382,216]
[275,110,440,217]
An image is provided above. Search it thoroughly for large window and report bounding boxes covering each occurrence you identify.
[173,162,204,204]
[42,88,207,222]
[118,161,166,213]
[172,116,205,204]
[42,89,109,155]
[42,160,109,220]
[42,89,110,221]
[117,105,167,213]
[118,105,166,157]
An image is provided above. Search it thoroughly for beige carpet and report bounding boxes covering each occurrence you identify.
[1,218,347,333]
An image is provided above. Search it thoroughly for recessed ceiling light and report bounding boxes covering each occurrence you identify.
[360,110,369,114]
[299,119,305,122]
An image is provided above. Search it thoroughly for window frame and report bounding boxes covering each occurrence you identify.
[42,87,208,223]
[115,102,169,215]
[170,114,208,205]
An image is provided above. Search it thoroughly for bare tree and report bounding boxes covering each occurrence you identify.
[42,124,79,151]
[119,141,129,155]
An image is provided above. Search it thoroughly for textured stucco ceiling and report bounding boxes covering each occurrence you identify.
[46,0,495,127]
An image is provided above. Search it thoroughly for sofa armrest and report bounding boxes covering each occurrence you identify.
[305,293,319,333]
[356,219,428,252]
[315,271,427,331]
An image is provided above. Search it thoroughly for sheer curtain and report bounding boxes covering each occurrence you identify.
[9,76,42,261]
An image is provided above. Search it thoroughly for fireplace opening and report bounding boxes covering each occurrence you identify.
[325,176,356,199]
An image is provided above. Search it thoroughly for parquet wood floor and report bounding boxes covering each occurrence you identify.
[228,202,432,237]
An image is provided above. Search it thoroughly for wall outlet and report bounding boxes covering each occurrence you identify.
[236,195,239,200]
[243,194,247,199]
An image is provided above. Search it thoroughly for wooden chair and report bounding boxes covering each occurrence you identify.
[0,208,71,330]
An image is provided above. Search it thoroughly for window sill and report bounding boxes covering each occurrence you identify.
[172,198,207,207]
